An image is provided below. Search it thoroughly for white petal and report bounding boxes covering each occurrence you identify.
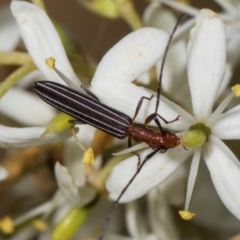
[212,104,240,139]
[0,5,20,51]
[106,146,192,202]
[136,72,150,85]
[55,162,95,208]
[17,70,44,88]
[0,87,56,126]
[143,2,176,31]
[0,125,72,148]
[204,136,240,220]
[92,28,169,83]
[184,147,201,210]
[55,162,81,206]
[10,1,80,85]
[125,201,148,239]
[187,9,226,119]
[217,64,232,98]
[147,189,179,240]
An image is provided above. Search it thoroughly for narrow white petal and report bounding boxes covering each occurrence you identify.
[147,189,179,240]
[143,3,176,31]
[0,125,72,148]
[0,5,20,51]
[208,92,234,124]
[106,147,192,202]
[187,9,226,120]
[0,87,56,126]
[184,147,201,210]
[13,200,52,226]
[10,1,80,85]
[114,143,148,155]
[203,136,240,220]
[125,202,148,239]
[212,104,240,139]
[217,64,232,98]
[55,162,81,206]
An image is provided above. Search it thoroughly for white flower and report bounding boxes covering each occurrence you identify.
[6,1,181,238]
[106,9,240,221]
[157,0,240,67]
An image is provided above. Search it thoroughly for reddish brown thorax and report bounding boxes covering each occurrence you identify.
[126,123,180,150]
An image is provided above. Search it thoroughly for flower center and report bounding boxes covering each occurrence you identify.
[181,123,212,148]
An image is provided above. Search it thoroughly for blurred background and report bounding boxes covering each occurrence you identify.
[0,1,240,239]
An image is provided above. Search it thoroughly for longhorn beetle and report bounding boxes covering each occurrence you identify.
[33,14,184,240]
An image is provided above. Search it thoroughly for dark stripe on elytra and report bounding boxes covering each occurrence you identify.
[34,81,132,139]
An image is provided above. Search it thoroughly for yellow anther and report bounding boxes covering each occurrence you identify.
[231,84,240,97]
[45,57,55,69]
[82,148,95,165]
[0,216,14,234]
[32,219,48,231]
[179,210,196,220]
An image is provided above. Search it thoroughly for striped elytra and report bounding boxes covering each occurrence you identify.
[33,81,131,139]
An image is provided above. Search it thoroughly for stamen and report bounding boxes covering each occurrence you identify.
[32,219,48,231]
[82,148,95,165]
[45,56,55,69]
[71,128,86,152]
[45,57,79,89]
[232,84,240,97]
[179,210,196,220]
[0,216,14,234]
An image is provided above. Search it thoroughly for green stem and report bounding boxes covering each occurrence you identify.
[0,52,31,65]
[0,61,36,98]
